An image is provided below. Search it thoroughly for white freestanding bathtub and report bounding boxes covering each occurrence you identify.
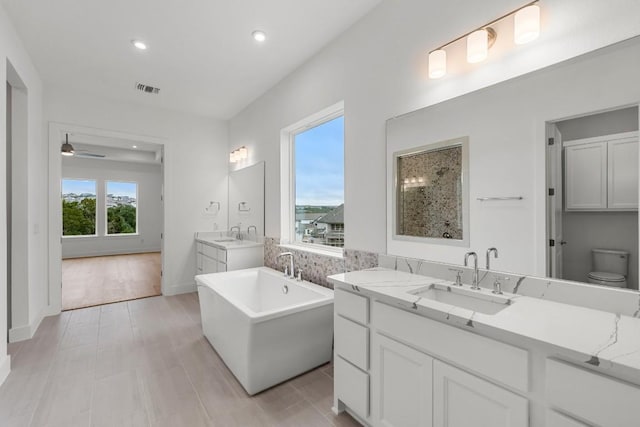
[196,267,334,395]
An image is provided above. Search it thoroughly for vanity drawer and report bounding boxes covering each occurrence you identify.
[373,301,529,392]
[335,356,369,420]
[201,243,217,259]
[217,248,227,263]
[335,289,368,324]
[335,315,369,370]
[546,358,640,426]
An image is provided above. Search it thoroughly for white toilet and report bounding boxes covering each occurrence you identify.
[587,248,629,288]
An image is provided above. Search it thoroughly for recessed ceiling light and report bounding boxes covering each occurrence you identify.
[252,30,266,43]
[132,145,138,149]
[132,40,147,50]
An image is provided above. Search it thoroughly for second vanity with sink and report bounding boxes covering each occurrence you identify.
[330,268,640,427]
[195,231,263,273]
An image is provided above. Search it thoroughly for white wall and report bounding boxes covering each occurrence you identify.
[61,157,162,258]
[45,85,229,301]
[228,0,640,260]
[0,1,46,377]
[557,107,639,141]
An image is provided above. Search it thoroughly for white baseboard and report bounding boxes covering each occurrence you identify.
[0,355,10,386]
[9,307,46,343]
[164,281,196,296]
[62,247,161,259]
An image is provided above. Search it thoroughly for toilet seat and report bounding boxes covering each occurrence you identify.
[587,271,625,282]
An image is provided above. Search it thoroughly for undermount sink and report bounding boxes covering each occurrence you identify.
[213,238,237,243]
[408,283,513,315]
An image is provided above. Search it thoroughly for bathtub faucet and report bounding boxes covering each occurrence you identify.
[277,252,295,278]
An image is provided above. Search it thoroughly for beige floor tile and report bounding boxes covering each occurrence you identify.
[264,400,331,427]
[0,292,355,427]
[140,364,210,426]
[91,370,149,427]
[30,373,93,427]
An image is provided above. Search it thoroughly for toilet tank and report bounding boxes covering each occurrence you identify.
[592,249,629,276]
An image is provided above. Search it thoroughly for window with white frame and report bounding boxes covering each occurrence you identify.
[62,178,97,236]
[106,181,138,235]
[281,102,345,251]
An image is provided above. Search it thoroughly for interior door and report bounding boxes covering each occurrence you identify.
[547,123,564,278]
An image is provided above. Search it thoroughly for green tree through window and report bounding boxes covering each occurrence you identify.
[106,181,137,235]
[62,179,97,236]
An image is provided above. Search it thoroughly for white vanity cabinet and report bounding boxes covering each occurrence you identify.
[546,358,640,427]
[196,240,263,274]
[335,289,529,427]
[372,333,433,427]
[334,289,371,424]
[564,132,638,211]
[433,360,528,427]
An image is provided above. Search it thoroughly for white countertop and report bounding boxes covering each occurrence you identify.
[328,268,640,382]
[195,231,263,250]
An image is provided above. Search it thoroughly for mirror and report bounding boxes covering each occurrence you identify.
[228,161,265,238]
[393,137,469,247]
[386,35,640,290]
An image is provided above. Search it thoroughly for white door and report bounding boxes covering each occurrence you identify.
[433,360,528,427]
[608,137,639,209]
[372,333,433,427]
[547,124,564,278]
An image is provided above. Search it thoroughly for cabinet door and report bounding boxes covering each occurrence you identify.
[372,334,433,427]
[546,410,589,427]
[216,261,227,273]
[433,360,528,427]
[565,142,607,210]
[201,256,218,274]
[608,137,639,209]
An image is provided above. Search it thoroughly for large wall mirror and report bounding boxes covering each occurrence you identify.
[386,35,640,292]
[393,137,469,247]
[228,161,265,237]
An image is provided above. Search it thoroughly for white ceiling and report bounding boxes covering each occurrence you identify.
[2,0,382,119]
[67,133,162,164]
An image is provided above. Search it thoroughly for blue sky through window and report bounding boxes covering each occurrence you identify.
[106,181,137,198]
[294,116,344,206]
[62,179,96,195]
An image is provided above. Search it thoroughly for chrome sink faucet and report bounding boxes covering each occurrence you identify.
[277,252,295,278]
[486,247,498,270]
[464,252,480,290]
[230,224,242,241]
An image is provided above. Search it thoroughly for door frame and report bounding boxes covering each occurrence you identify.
[47,122,166,315]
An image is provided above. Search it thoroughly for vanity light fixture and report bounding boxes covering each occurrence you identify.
[428,49,447,79]
[514,4,540,44]
[230,146,249,163]
[61,133,75,156]
[132,40,148,50]
[427,1,540,78]
[252,30,266,43]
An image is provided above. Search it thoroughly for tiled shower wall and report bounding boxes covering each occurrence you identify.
[264,237,378,288]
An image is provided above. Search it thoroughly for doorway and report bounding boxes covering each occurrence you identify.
[49,124,166,312]
[547,106,639,290]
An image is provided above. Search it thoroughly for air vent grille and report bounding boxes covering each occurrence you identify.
[136,83,160,94]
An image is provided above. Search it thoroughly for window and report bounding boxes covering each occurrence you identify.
[62,179,97,236]
[282,102,344,251]
[106,181,138,235]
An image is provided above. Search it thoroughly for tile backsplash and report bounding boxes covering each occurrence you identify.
[264,237,377,288]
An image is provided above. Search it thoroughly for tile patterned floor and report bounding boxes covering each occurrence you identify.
[1,293,360,426]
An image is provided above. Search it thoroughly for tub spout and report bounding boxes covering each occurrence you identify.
[277,252,295,279]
